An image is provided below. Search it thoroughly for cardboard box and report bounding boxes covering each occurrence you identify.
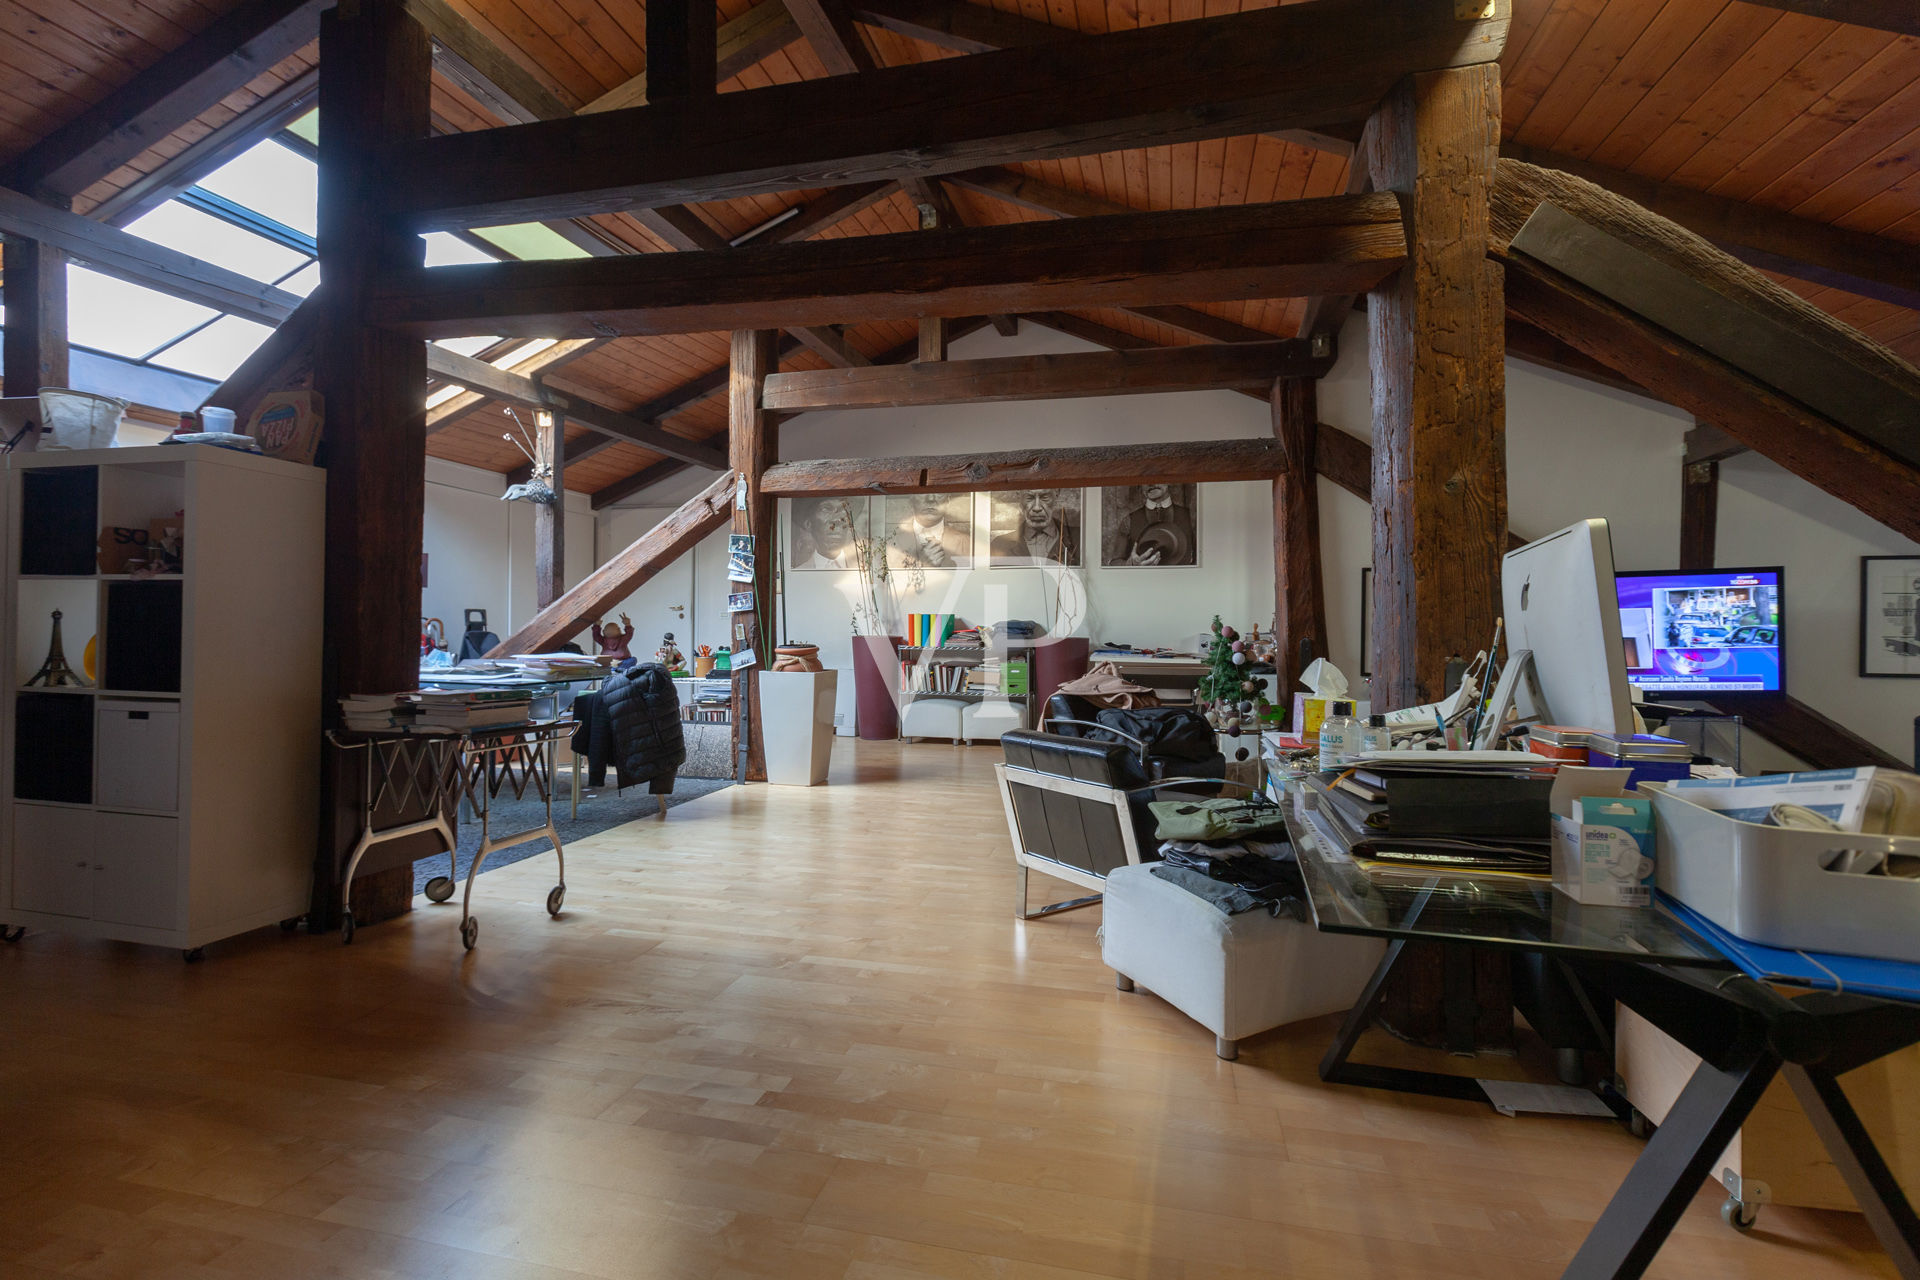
[97,525,152,574]
[245,389,324,465]
[1552,795,1656,907]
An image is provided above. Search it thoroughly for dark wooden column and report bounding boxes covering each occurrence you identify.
[1679,460,1718,573]
[918,316,949,362]
[1364,63,1507,710]
[534,408,566,609]
[1363,61,1512,1053]
[1270,376,1327,689]
[647,0,718,100]
[312,0,431,926]
[729,329,778,782]
[1,220,69,424]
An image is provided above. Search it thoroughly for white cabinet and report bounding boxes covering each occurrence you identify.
[2,445,324,950]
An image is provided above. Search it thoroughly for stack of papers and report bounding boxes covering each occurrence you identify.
[1666,767,1876,831]
[413,689,532,731]
[340,693,417,732]
[509,654,610,680]
[1343,750,1556,774]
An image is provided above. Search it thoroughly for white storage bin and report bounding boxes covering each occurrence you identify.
[96,699,180,813]
[1646,781,1920,963]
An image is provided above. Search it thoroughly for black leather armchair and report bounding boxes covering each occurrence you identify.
[1044,693,1227,789]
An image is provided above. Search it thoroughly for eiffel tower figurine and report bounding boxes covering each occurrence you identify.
[25,610,91,688]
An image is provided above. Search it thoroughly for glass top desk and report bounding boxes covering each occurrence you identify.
[1279,783,1920,1280]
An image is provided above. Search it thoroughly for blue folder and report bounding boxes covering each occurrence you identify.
[1660,893,1920,1004]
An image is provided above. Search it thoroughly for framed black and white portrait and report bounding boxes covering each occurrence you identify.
[1861,555,1920,678]
[1099,483,1198,568]
[882,492,974,569]
[787,496,868,570]
[988,488,1082,567]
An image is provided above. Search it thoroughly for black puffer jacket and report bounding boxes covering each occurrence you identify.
[598,663,685,794]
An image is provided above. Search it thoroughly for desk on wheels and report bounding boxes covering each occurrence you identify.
[1282,787,1920,1280]
[418,671,606,820]
[329,719,574,951]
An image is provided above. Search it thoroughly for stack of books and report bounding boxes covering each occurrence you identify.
[340,693,418,732]
[413,689,533,731]
[1317,750,1559,880]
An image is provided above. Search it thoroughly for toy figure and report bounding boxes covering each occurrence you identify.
[592,613,635,661]
[656,630,685,671]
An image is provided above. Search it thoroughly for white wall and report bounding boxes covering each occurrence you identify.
[423,457,595,649]
[591,313,1917,761]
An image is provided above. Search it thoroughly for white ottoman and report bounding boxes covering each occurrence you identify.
[1101,862,1386,1060]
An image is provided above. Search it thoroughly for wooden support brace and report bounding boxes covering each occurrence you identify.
[730,331,780,783]
[1272,377,1328,689]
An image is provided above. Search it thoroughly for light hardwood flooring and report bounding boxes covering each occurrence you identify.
[0,740,1900,1279]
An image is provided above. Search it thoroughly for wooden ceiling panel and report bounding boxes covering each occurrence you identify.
[569,441,667,492]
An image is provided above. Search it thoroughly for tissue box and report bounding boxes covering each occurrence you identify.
[1552,795,1655,906]
[1292,694,1330,744]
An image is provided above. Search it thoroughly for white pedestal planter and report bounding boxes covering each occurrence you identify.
[760,669,838,786]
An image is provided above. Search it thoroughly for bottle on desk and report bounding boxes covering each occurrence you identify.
[1359,713,1392,756]
[1318,700,1359,770]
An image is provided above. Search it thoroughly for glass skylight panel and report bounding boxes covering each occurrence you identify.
[197,140,318,238]
[494,338,557,367]
[422,232,498,268]
[149,315,275,382]
[474,223,591,260]
[286,109,319,146]
[276,261,321,297]
[125,201,308,284]
[66,267,215,359]
[434,335,504,357]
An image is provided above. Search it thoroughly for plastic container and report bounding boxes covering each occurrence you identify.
[1528,725,1594,764]
[1588,732,1691,789]
[38,388,128,450]
[198,405,237,433]
[1646,781,1920,963]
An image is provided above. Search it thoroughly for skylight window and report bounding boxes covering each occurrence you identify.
[149,315,277,382]
[66,268,217,359]
[196,139,318,238]
[125,201,309,284]
[277,262,321,297]
[422,232,498,268]
[473,223,590,260]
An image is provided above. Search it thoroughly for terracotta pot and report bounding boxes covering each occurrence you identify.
[775,644,823,672]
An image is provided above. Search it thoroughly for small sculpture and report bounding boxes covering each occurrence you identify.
[26,610,90,688]
[592,613,635,661]
[656,630,685,671]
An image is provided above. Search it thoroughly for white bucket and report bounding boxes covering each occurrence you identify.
[37,388,128,450]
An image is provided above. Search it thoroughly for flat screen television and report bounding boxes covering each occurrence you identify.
[1614,567,1784,694]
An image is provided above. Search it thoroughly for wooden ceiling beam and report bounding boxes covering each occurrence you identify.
[3,0,329,198]
[646,0,720,102]
[368,193,1408,339]
[1734,1,1920,37]
[405,0,572,123]
[1502,142,1920,312]
[850,0,1073,52]
[788,325,872,367]
[582,0,804,115]
[376,0,1508,230]
[761,339,1331,411]
[762,437,1288,497]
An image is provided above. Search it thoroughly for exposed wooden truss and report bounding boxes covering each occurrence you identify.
[367,194,1407,339]
[1736,1,1920,38]
[759,438,1287,497]
[374,0,1508,230]
[760,340,1331,411]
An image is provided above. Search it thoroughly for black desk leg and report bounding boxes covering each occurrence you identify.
[1563,1035,1779,1280]
[1443,942,1479,1056]
[1785,1065,1920,1280]
[1319,936,1488,1104]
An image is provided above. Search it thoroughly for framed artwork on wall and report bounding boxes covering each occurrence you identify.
[1860,555,1920,678]
[1099,483,1198,567]
[1360,567,1372,679]
[988,488,1083,566]
[881,492,974,569]
[786,496,868,570]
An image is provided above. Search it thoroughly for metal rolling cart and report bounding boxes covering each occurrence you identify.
[328,718,575,950]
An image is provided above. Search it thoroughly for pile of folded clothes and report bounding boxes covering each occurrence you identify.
[1143,796,1305,919]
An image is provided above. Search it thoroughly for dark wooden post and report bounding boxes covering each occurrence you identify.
[1271,376,1327,690]
[534,408,565,609]
[312,0,431,927]
[1679,460,1718,573]
[1363,62,1507,710]
[729,329,778,782]
[1363,60,1512,1053]
[646,0,717,100]
[918,316,950,363]
[1,222,69,428]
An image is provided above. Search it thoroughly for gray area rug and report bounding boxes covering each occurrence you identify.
[414,773,733,895]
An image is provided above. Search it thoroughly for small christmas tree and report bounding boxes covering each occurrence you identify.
[1197,615,1270,757]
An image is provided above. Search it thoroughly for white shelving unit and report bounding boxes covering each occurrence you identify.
[2,444,325,955]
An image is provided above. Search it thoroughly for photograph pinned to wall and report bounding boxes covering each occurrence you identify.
[1360,567,1372,679]
[1100,483,1198,567]
[727,534,755,582]
[1860,555,1920,677]
[787,496,868,570]
[989,488,1082,566]
[727,590,754,614]
[883,492,973,569]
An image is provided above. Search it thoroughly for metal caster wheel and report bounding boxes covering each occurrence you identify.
[460,916,479,951]
[279,916,303,933]
[341,911,356,945]
[424,876,455,904]
[1628,1109,1651,1139]
[0,924,24,943]
[182,947,205,964]
[1721,1198,1760,1232]
[546,885,565,917]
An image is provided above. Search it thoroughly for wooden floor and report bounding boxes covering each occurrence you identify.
[0,740,1899,1279]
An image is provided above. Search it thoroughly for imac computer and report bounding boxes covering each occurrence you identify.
[1495,519,1636,739]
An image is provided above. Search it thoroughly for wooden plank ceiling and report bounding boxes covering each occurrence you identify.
[2,0,1917,499]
